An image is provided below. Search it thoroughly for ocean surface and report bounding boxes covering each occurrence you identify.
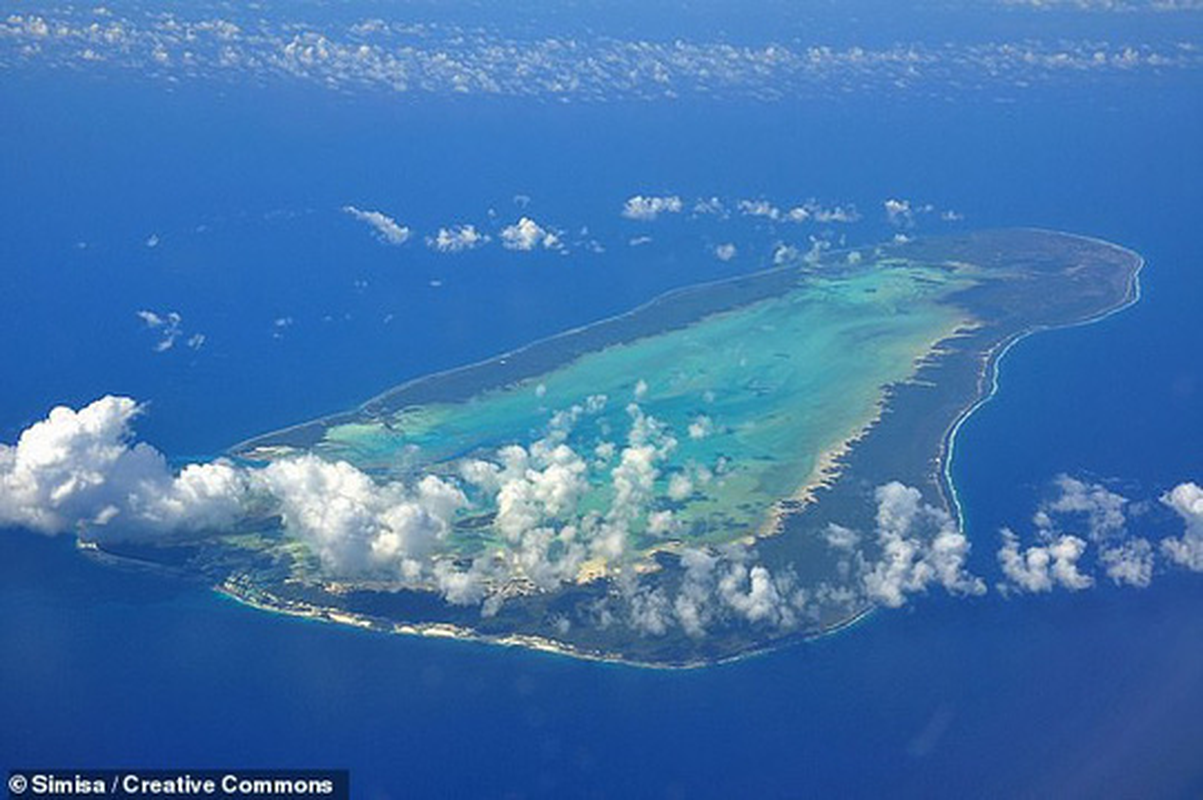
[2,8,1203,796]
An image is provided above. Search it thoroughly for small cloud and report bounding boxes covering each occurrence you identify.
[628,236,653,247]
[714,243,737,262]
[772,243,800,265]
[886,198,938,228]
[272,316,294,339]
[343,205,411,245]
[884,198,913,227]
[621,195,683,221]
[500,217,561,251]
[136,309,184,352]
[1162,482,1203,571]
[687,415,713,439]
[808,203,860,224]
[428,225,488,253]
[998,529,1093,593]
[145,234,160,248]
[737,199,781,221]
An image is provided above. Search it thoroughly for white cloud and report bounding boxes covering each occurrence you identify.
[998,529,1093,592]
[342,205,411,245]
[0,397,249,538]
[1162,482,1203,570]
[500,216,561,251]
[136,309,185,352]
[1044,475,1127,537]
[1100,537,1155,588]
[808,203,860,224]
[885,198,938,228]
[737,199,781,221]
[824,523,861,552]
[1038,475,1153,587]
[667,473,694,501]
[718,562,789,624]
[261,454,463,577]
[428,225,488,253]
[884,198,913,227]
[621,195,683,221]
[714,243,737,262]
[772,243,800,265]
[862,482,985,607]
[687,415,713,440]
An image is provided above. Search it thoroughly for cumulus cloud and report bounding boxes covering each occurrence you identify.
[428,225,488,253]
[994,475,1191,592]
[998,529,1093,592]
[737,199,782,221]
[687,415,713,440]
[0,397,249,538]
[1162,482,1203,570]
[884,198,914,227]
[807,203,860,224]
[714,243,738,261]
[342,205,411,245]
[499,217,561,251]
[0,397,481,592]
[1041,475,1153,587]
[861,482,985,607]
[736,198,859,225]
[621,195,683,221]
[885,198,942,228]
[261,454,464,577]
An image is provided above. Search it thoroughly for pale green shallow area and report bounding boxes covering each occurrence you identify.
[313,260,978,553]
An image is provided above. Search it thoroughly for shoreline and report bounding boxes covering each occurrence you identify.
[213,577,874,671]
[936,230,1146,532]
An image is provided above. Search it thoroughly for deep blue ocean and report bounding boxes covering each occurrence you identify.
[2,28,1203,799]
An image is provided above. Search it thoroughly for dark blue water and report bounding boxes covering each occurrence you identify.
[2,67,1202,797]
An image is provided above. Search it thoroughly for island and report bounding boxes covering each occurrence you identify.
[85,229,1144,667]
